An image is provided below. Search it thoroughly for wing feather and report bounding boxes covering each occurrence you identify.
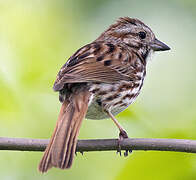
[53,42,139,91]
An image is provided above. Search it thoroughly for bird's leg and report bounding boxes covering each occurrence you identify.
[106,111,131,156]
[107,110,128,138]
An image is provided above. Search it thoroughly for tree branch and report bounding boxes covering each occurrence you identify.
[0,137,196,153]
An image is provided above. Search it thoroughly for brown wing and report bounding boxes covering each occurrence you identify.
[53,41,139,91]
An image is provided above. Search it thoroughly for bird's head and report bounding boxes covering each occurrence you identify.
[97,17,170,54]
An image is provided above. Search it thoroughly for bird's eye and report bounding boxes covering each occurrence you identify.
[138,31,146,39]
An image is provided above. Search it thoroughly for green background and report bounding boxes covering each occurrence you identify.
[0,0,196,179]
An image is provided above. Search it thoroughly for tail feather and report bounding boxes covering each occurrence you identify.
[38,90,90,173]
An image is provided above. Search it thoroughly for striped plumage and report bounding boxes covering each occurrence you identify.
[39,17,170,173]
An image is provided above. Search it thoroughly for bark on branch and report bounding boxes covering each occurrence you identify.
[0,137,196,153]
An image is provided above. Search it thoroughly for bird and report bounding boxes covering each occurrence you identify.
[38,17,170,173]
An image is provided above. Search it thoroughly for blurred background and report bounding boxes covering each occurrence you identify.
[0,0,196,179]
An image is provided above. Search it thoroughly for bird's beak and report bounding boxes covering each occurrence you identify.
[150,38,170,51]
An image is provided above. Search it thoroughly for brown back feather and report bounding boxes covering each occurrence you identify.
[53,43,140,91]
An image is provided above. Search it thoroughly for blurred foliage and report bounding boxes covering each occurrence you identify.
[0,0,196,179]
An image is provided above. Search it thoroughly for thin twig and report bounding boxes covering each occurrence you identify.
[0,137,196,153]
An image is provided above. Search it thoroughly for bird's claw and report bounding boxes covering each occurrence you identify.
[119,130,128,139]
[117,130,132,157]
[123,149,132,157]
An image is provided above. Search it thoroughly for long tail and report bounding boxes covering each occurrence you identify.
[38,90,91,173]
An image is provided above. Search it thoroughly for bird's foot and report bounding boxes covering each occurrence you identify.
[117,130,132,157]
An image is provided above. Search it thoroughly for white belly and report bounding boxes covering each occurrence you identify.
[85,79,144,120]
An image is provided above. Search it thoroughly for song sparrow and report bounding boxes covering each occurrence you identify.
[38,17,170,172]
